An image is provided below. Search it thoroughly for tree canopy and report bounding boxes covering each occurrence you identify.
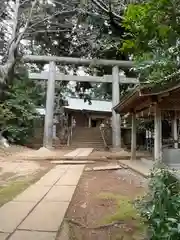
[122,0,180,84]
[0,0,139,143]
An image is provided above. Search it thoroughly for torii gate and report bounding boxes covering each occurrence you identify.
[23,55,137,150]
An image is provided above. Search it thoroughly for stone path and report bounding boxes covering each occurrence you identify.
[7,147,94,162]
[119,160,152,177]
[64,148,93,157]
[0,164,84,240]
[51,160,95,164]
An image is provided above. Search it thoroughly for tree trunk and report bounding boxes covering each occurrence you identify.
[0,0,20,84]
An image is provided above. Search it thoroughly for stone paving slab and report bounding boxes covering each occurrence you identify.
[18,201,69,232]
[13,185,50,202]
[119,160,151,177]
[35,166,68,186]
[69,164,85,171]
[77,148,93,157]
[9,230,56,240]
[64,148,94,157]
[47,165,69,173]
[86,164,122,172]
[64,148,82,157]
[55,167,84,186]
[0,164,85,238]
[57,222,69,240]
[44,185,76,202]
[0,233,9,240]
[0,202,35,233]
[67,167,85,177]
[51,160,95,164]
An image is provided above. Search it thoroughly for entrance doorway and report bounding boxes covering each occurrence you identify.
[91,119,102,127]
[91,120,98,127]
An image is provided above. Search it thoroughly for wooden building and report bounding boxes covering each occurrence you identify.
[114,82,180,166]
[64,97,112,128]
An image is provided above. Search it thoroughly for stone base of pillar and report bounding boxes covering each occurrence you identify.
[46,147,55,151]
[39,146,54,151]
[111,147,123,153]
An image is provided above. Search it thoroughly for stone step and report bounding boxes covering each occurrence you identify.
[72,138,103,141]
[72,136,103,139]
[71,142,104,145]
[71,146,105,149]
[71,145,105,148]
[71,127,112,149]
[71,141,104,144]
[72,140,105,143]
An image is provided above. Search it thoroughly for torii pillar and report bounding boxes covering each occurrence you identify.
[112,66,121,150]
[43,61,56,149]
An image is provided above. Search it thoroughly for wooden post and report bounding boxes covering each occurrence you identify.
[154,104,162,161]
[88,116,91,128]
[131,112,136,160]
[112,66,121,149]
[173,111,178,149]
[43,61,56,148]
[71,115,73,127]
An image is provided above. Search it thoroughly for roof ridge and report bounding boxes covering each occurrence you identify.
[67,96,112,102]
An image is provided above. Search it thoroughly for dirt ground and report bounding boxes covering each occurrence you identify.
[89,149,151,160]
[0,158,52,206]
[59,164,147,240]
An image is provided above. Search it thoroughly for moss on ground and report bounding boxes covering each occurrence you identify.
[0,168,51,207]
[0,180,31,206]
[97,192,146,239]
[98,192,141,223]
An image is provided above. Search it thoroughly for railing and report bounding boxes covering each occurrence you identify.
[99,125,109,150]
[67,125,73,146]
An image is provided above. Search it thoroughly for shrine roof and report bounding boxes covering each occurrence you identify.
[114,80,180,114]
[64,97,112,113]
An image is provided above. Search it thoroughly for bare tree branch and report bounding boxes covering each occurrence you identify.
[26,22,73,34]
[28,9,78,30]
[91,0,122,20]
[52,0,70,9]
[24,29,71,35]
[20,0,30,5]
[15,0,38,46]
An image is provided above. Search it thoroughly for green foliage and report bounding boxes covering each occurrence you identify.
[122,0,180,84]
[0,74,45,144]
[136,166,180,239]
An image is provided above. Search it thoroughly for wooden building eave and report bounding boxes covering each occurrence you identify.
[114,82,180,115]
[64,107,112,116]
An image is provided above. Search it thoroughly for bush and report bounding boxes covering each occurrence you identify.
[0,75,44,144]
[136,165,180,239]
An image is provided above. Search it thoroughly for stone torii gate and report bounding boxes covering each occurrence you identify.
[23,55,137,150]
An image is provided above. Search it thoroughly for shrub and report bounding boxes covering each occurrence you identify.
[0,75,44,144]
[136,165,180,239]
